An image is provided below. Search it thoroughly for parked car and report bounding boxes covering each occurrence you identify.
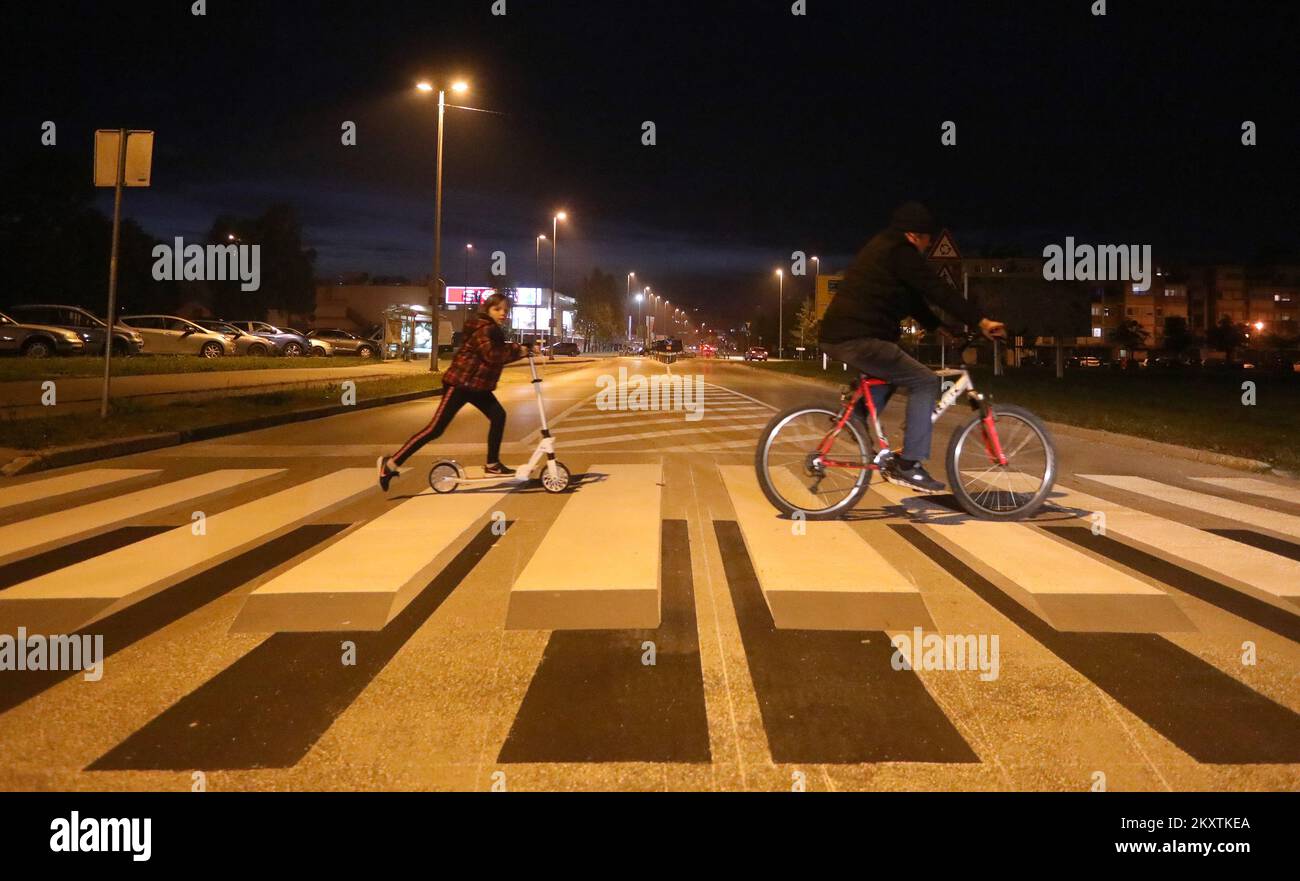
[547,342,580,356]
[195,320,276,356]
[307,328,379,358]
[118,315,233,357]
[6,304,145,355]
[744,346,769,362]
[221,321,313,357]
[1067,354,1106,368]
[0,310,87,357]
[281,328,333,357]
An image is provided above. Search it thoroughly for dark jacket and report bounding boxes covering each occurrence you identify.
[442,314,526,391]
[819,229,984,344]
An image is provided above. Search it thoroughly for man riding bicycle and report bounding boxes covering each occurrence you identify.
[819,201,1007,494]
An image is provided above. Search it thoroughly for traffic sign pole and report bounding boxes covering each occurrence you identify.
[101,129,127,419]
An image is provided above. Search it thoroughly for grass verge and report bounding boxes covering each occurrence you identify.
[0,355,385,382]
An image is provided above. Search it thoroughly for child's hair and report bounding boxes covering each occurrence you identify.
[481,291,513,313]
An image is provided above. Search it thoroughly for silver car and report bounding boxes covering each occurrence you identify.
[0,310,87,357]
[119,315,233,357]
[196,320,277,356]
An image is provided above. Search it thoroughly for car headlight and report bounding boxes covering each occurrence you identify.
[62,331,82,342]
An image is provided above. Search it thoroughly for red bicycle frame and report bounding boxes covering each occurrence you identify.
[814,373,1010,470]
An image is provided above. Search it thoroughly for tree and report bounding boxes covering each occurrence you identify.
[206,204,316,320]
[790,299,820,353]
[0,150,176,315]
[1205,316,1247,361]
[1160,316,1198,355]
[1108,318,1148,350]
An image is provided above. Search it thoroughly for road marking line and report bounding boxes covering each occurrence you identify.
[1079,475,1300,539]
[233,489,510,632]
[506,463,663,629]
[0,469,373,634]
[0,469,160,513]
[559,422,768,449]
[718,465,932,630]
[0,469,284,566]
[872,482,1192,633]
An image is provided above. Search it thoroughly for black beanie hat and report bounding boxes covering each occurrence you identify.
[889,201,938,234]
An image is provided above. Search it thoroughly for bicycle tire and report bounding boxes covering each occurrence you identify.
[944,403,1056,521]
[755,405,874,520]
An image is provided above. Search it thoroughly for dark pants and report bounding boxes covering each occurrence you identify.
[391,385,506,467]
[821,338,941,462]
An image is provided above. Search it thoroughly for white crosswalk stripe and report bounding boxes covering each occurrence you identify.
[0,469,160,513]
[0,469,284,566]
[0,469,372,634]
[233,488,512,632]
[718,465,933,630]
[506,463,663,630]
[870,481,1193,633]
[1053,483,1300,612]
[1189,477,1300,507]
[1080,475,1300,539]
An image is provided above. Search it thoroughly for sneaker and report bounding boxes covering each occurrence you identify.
[884,458,946,494]
[484,462,514,477]
[376,456,401,492]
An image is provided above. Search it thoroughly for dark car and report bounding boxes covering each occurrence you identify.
[308,328,379,358]
[7,304,145,355]
[548,342,580,356]
[744,346,769,361]
[0,310,87,357]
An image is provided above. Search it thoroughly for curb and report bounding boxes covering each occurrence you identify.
[721,361,1288,479]
[0,387,444,478]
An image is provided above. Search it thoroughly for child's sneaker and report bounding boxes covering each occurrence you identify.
[484,462,514,477]
[377,456,401,492]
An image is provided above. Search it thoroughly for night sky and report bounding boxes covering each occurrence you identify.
[5,0,1298,325]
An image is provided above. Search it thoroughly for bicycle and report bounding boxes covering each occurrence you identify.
[754,332,1056,521]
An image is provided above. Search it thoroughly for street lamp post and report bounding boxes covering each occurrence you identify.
[776,268,784,359]
[464,243,473,286]
[549,211,567,360]
[416,78,469,373]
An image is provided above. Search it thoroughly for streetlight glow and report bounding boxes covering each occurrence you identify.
[451,81,469,94]
[416,81,434,92]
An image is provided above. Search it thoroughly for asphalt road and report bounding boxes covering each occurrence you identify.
[0,356,1297,791]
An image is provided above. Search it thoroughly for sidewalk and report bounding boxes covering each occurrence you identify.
[0,360,431,419]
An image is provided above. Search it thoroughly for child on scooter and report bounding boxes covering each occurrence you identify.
[378,292,532,491]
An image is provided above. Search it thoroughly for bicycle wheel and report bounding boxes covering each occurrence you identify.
[945,403,1056,520]
[755,406,874,520]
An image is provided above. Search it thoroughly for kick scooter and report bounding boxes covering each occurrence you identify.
[427,350,573,494]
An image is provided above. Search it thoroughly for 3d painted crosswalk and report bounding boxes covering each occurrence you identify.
[1,465,1297,642]
[0,469,371,634]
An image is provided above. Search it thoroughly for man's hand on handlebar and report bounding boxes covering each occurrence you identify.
[979,318,1008,342]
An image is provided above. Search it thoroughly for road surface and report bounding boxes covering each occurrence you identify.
[0,356,1297,791]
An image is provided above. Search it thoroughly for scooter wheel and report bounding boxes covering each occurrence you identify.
[541,462,571,494]
[428,461,462,494]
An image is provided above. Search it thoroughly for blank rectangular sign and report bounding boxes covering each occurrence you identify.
[94,129,154,187]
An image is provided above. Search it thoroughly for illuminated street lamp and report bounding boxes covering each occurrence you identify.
[549,211,567,360]
[416,78,470,372]
[776,268,784,359]
[464,243,473,286]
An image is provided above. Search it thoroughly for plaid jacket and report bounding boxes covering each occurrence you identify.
[442,314,527,391]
